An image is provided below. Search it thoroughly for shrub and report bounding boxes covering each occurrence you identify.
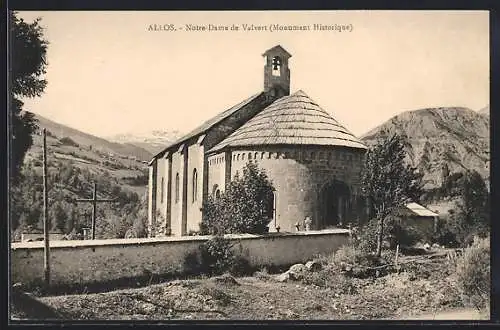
[455,236,490,312]
[200,162,274,235]
[432,216,460,247]
[229,255,253,276]
[199,236,236,275]
[385,215,423,249]
[447,170,489,247]
[330,244,381,269]
[355,216,425,252]
[301,270,358,294]
[254,267,271,281]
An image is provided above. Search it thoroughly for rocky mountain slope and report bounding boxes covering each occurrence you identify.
[361,107,489,189]
[107,130,182,155]
[478,105,489,117]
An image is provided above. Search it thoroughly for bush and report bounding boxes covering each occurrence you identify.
[455,236,490,312]
[385,216,423,249]
[432,217,460,247]
[330,244,381,269]
[354,219,381,253]
[200,162,274,235]
[355,216,425,252]
[199,236,236,275]
[301,271,358,294]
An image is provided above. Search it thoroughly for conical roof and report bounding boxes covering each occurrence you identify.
[209,90,367,152]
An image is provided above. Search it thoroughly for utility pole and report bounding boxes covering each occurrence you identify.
[75,182,116,239]
[42,128,50,287]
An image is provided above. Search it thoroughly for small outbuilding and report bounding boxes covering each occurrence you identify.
[395,202,439,237]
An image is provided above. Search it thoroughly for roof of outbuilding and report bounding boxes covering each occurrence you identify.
[404,202,439,217]
[209,90,367,152]
[151,92,264,161]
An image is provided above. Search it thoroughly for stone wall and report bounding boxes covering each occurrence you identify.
[11,230,349,288]
[207,152,227,196]
[229,145,366,232]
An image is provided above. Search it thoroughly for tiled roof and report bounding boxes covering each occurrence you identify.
[152,92,264,160]
[209,90,367,152]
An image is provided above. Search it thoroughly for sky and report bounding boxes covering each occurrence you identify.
[17,10,489,139]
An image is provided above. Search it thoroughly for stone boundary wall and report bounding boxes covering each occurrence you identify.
[10,229,349,288]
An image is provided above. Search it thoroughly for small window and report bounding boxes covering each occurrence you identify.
[261,152,265,159]
[242,154,245,160]
[215,189,221,199]
[248,153,252,160]
[175,173,180,203]
[192,169,198,203]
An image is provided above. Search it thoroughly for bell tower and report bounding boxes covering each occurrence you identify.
[263,45,291,97]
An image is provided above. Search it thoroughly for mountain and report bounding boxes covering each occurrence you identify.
[34,114,153,161]
[478,105,489,117]
[106,130,183,155]
[361,107,490,190]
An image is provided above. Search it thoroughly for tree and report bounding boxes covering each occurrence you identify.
[49,201,67,233]
[9,12,48,182]
[200,161,275,235]
[448,170,489,246]
[361,132,423,257]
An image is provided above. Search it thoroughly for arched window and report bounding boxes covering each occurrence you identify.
[160,177,164,204]
[272,56,281,76]
[175,173,180,203]
[215,189,221,199]
[248,153,252,160]
[192,169,198,203]
[212,184,219,197]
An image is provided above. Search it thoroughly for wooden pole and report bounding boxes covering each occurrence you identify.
[42,128,50,287]
[92,182,97,240]
[395,244,400,272]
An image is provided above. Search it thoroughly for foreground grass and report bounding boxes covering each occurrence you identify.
[11,253,484,321]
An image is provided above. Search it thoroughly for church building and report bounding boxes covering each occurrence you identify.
[147,45,367,236]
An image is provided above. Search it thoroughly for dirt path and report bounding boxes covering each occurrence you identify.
[399,308,485,320]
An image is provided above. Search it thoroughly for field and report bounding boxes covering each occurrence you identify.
[10,249,488,321]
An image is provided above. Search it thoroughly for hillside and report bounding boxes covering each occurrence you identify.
[361,107,489,190]
[35,114,153,161]
[106,130,182,155]
[10,116,152,240]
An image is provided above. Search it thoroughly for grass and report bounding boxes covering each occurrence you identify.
[12,247,482,321]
